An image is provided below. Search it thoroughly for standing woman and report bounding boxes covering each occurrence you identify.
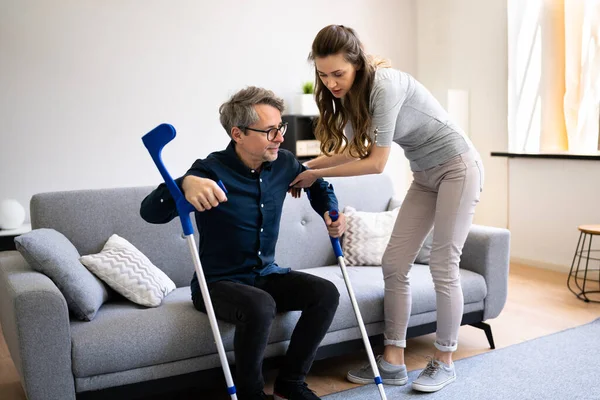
[290,25,484,393]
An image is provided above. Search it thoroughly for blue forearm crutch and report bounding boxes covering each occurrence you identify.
[142,123,237,400]
[329,209,388,400]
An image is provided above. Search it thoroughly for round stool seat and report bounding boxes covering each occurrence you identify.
[578,225,600,235]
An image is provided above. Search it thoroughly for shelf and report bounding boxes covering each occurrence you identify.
[0,223,31,251]
[491,151,600,161]
[0,223,31,237]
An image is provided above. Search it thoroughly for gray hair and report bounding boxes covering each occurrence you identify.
[219,86,285,138]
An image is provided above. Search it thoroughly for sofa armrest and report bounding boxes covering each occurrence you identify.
[460,225,511,321]
[0,251,76,400]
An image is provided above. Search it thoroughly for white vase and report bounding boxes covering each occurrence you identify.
[0,199,26,230]
[294,94,319,116]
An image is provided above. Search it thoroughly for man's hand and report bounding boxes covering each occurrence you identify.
[324,211,346,238]
[182,175,227,212]
[289,169,319,188]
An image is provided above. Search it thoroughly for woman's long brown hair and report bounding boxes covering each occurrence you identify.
[309,25,389,159]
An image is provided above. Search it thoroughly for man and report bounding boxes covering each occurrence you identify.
[140,86,346,400]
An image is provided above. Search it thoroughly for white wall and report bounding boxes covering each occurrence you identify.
[415,0,509,228]
[0,0,416,221]
[509,159,600,272]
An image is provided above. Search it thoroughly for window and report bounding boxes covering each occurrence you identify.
[508,0,599,153]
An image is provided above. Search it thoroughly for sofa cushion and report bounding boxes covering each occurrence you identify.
[70,287,236,377]
[70,265,487,377]
[303,265,487,326]
[275,174,395,271]
[14,228,111,321]
[30,186,198,287]
[342,206,398,266]
[80,234,176,307]
[341,206,433,266]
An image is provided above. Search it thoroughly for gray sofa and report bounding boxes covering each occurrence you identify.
[0,173,510,400]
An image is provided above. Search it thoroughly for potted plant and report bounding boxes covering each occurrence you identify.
[302,81,314,95]
[294,80,319,116]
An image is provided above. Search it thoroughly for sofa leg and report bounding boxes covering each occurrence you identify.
[469,322,496,349]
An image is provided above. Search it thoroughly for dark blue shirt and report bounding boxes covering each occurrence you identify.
[140,141,338,298]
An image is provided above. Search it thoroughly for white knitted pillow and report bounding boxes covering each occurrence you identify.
[80,234,176,307]
[341,206,398,266]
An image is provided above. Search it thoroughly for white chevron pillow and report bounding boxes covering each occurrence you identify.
[80,234,176,307]
[342,206,399,266]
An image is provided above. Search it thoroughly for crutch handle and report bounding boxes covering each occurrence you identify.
[329,209,339,222]
[142,124,195,235]
[142,123,228,235]
[328,209,343,258]
[217,180,228,194]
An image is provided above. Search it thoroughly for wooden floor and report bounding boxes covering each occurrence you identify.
[1,263,599,399]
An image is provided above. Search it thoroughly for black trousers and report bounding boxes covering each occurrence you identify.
[192,270,340,394]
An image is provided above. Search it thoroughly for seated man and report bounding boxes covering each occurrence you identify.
[140,86,346,400]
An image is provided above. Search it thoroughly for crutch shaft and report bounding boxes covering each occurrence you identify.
[142,124,237,399]
[338,256,387,399]
[186,236,237,399]
[328,210,387,400]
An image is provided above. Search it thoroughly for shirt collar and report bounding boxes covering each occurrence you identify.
[224,141,273,176]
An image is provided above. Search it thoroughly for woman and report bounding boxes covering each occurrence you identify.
[290,25,484,393]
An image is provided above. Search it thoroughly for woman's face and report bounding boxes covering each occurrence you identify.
[315,53,358,98]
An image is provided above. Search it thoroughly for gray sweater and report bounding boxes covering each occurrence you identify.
[346,68,473,171]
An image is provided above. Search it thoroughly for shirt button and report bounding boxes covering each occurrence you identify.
[261,204,264,208]
[251,169,255,173]
[260,228,264,232]
[260,178,263,182]
[301,220,306,225]
[258,251,261,256]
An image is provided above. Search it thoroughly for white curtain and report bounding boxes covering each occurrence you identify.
[564,0,600,152]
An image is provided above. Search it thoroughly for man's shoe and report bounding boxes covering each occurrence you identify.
[237,389,271,400]
[347,355,408,385]
[273,380,320,400]
[411,357,456,392]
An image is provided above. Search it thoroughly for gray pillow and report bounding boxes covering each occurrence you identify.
[387,197,433,265]
[14,228,111,321]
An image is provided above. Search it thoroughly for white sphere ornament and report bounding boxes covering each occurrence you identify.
[0,199,26,230]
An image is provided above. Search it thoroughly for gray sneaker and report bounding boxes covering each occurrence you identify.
[411,357,456,392]
[347,355,408,385]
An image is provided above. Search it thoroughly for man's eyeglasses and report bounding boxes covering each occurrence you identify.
[241,122,288,141]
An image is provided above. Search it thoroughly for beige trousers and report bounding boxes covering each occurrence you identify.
[382,149,484,352]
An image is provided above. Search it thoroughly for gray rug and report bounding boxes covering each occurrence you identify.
[323,318,600,400]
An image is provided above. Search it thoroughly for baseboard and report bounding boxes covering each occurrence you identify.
[511,257,570,274]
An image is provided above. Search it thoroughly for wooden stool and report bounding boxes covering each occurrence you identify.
[568,225,600,302]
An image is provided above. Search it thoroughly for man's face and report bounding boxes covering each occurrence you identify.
[235,104,284,167]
